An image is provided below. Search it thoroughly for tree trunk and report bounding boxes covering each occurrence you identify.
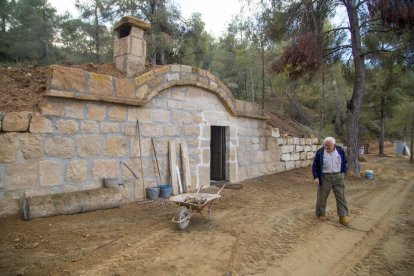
[379,96,385,155]
[345,0,365,176]
[94,4,100,64]
[2,17,6,32]
[261,40,265,110]
[43,8,50,63]
[411,114,414,162]
[320,67,325,132]
[333,80,341,135]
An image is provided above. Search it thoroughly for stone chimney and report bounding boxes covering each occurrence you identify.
[114,16,150,77]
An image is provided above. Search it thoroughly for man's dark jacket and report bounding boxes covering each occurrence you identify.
[312,146,347,186]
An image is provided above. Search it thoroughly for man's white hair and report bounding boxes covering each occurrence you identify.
[323,137,336,145]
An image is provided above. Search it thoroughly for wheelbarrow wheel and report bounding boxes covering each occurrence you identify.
[176,206,191,230]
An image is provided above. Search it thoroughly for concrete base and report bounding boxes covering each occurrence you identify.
[22,188,122,220]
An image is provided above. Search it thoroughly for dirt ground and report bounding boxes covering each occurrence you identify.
[1,150,413,275]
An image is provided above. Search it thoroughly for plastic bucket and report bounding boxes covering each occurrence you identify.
[358,146,365,155]
[159,184,172,198]
[146,187,160,200]
[394,141,406,155]
[365,170,374,180]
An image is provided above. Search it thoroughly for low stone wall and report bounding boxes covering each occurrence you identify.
[0,65,319,216]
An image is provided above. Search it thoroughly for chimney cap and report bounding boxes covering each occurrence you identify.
[114,16,151,32]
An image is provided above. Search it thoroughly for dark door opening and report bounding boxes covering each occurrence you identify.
[210,126,226,181]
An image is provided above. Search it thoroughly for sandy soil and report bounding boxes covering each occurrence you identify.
[1,152,413,276]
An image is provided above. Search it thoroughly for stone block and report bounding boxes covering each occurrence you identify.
[128,108,151,123]
[152,109,170,123]
[140,124,163,137]
[130,137,151,157]
[277,138,287,146]
[271,127,280,138]
[66,102,85,119]
[163,125,182,136]
[93,159,119,180]
[166,73,180,81]
[148,75,163,87]
[172,111,193,124]
[76,135,101,157]
[6,162,37,190]
[100,122,120,133]
[229,146,237,162]
[116,78,135,98]
[80,120,99,133]
[39,102,65,116]
[292,152,300,161]
[66,159,87,183]
[296,145,304,152]
[29,114,53,133]
[135,84,150,99]
[131,37,144,56]
[2,111,32,132]
[56,119,78,134]
[170,65,180,72]
[49,66,85,94]
[184,125,200,136]
[285,161,296,170]
[281,153,291,161]
[287,137,294,145]
[114,36,129,56]
[193,114,202,124]
[44,137,74,158]
[307,152,315,159]
[104,136,128,157]
[201,148,210,164]
[123,123,137,136]
[197,165,210,187]
[40,160,62,187]
[88,72,113,96]
[20,134,42,160]
[86,104,106,121]
[201,125,211,139]
[167,100,183,109]
[203,111,229,125]
[300,138,305,145]
[0,133,19,163]
[293,137,300,144]
[108,105,127,121]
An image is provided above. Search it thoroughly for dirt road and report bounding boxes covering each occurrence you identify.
[1,154,413,275]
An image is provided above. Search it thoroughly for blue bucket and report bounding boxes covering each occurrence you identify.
[146,187,160,200]
[365,170,374,180]
[159,184,172,198]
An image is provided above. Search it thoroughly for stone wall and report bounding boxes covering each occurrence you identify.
[0,65,319,216]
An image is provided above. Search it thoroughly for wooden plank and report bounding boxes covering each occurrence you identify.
[169,140,179,195]
[180,142,192,193]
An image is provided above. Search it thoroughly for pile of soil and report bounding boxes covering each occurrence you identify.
[0,66,48,113]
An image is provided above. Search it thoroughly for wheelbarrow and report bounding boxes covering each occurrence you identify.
[170,184,225,229]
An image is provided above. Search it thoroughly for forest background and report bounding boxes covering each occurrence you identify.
[0,0,413,172]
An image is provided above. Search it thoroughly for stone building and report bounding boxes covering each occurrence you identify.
[0,17,319,216]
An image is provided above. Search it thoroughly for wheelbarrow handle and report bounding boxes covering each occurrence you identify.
[217,183,226,195]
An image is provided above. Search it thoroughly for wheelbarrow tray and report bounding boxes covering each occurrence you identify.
[169,193,221,211]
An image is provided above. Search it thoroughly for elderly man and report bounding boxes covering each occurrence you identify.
[312,137,349,226]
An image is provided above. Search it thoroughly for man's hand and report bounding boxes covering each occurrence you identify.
[313,178,320,185]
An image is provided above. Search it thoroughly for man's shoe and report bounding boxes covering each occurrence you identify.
[318,215,326,221]
[339,216,350,226]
